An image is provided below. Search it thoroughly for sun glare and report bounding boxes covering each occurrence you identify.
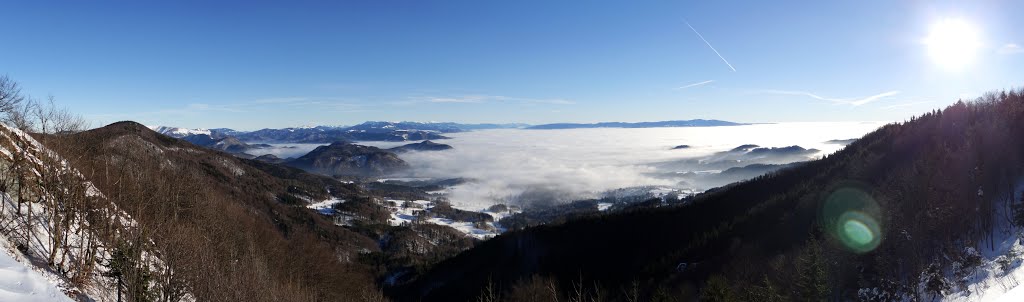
[924,18,981,71]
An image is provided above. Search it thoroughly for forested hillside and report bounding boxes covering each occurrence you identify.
[51,121,482,301]
[50,122,388,301]
[397,89,1024,301]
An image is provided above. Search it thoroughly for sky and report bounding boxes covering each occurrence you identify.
[1,0,1023,130]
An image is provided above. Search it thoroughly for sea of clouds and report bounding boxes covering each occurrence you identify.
[360,122,885,210]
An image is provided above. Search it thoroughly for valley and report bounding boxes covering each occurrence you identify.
[5,2,1024,301]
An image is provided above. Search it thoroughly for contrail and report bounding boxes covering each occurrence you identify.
[762,90,901,106]
[674,80,714,90]
[685,21,736,72]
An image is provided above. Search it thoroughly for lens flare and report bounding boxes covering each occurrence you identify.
[843,219,872,245]
[821,186,883,253]
[837,211,880,252]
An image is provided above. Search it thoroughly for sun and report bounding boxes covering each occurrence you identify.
[924,18,981,71]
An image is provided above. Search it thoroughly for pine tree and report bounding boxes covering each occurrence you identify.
[700,275,736,302]
[1012,191,1024,227]
[796,240,830,301]
[102,248,126,302]
[922,260,950,299]
[744,275,785,302]
[103,245,153,302]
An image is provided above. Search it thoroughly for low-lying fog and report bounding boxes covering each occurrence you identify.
[360,122,884,210]
[253,144,324,159]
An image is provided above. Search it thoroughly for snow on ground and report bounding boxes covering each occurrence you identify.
[602,186,695,202]
[0,240,74,302]
[385,199,429,227]
[382,199,514,240]
[425,218,495,239]
[371,184,688,239]
[0,187,121,301]
[938,239,1024,302]
[938,181,1024,302]
[994,283,1024,302]
[150,126,211,137]
[307,198,345,215]
[0,124,177,302]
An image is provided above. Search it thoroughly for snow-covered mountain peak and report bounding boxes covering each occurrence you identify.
[150,125,212,138]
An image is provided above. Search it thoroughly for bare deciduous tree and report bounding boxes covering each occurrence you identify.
[0,75,25,117]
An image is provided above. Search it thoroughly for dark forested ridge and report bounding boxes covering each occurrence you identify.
[50,121,490,301]
[52,122,386,301]
[286,141,410,177]
[395,90,1024,301]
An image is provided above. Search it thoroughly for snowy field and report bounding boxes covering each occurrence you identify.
[384,199,513,240]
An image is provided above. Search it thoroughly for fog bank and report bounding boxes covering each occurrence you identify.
[364,122,884,210]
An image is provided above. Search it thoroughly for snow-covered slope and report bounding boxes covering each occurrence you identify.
[0,123,188,302]
[0,240,74,302]
[149,126,211,138]
[0,125,102,301]
[925,181,1024,302]
[994,285,1024,302]
[938,239,1024,302]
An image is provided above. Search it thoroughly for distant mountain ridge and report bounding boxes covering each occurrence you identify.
[234,127,446,144]
[526,119,745,129]
[153,121,528,144]
[152,119,745,144]
[151,125,267,154]
[150,126,213,138]
[345,121,528,133]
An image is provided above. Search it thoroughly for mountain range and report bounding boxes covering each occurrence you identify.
[152,119,746,145]
[208,121,528,144]
[153,125,459,177]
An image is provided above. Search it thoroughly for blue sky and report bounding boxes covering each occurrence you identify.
[2,1,1023,130]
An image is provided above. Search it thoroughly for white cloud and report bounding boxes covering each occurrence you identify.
[998,43,1024,55]
[762,90,900,106]
[425,96,488,103]
[674,80,714,90]
[408,95,576,105]
[251,97,310,104]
